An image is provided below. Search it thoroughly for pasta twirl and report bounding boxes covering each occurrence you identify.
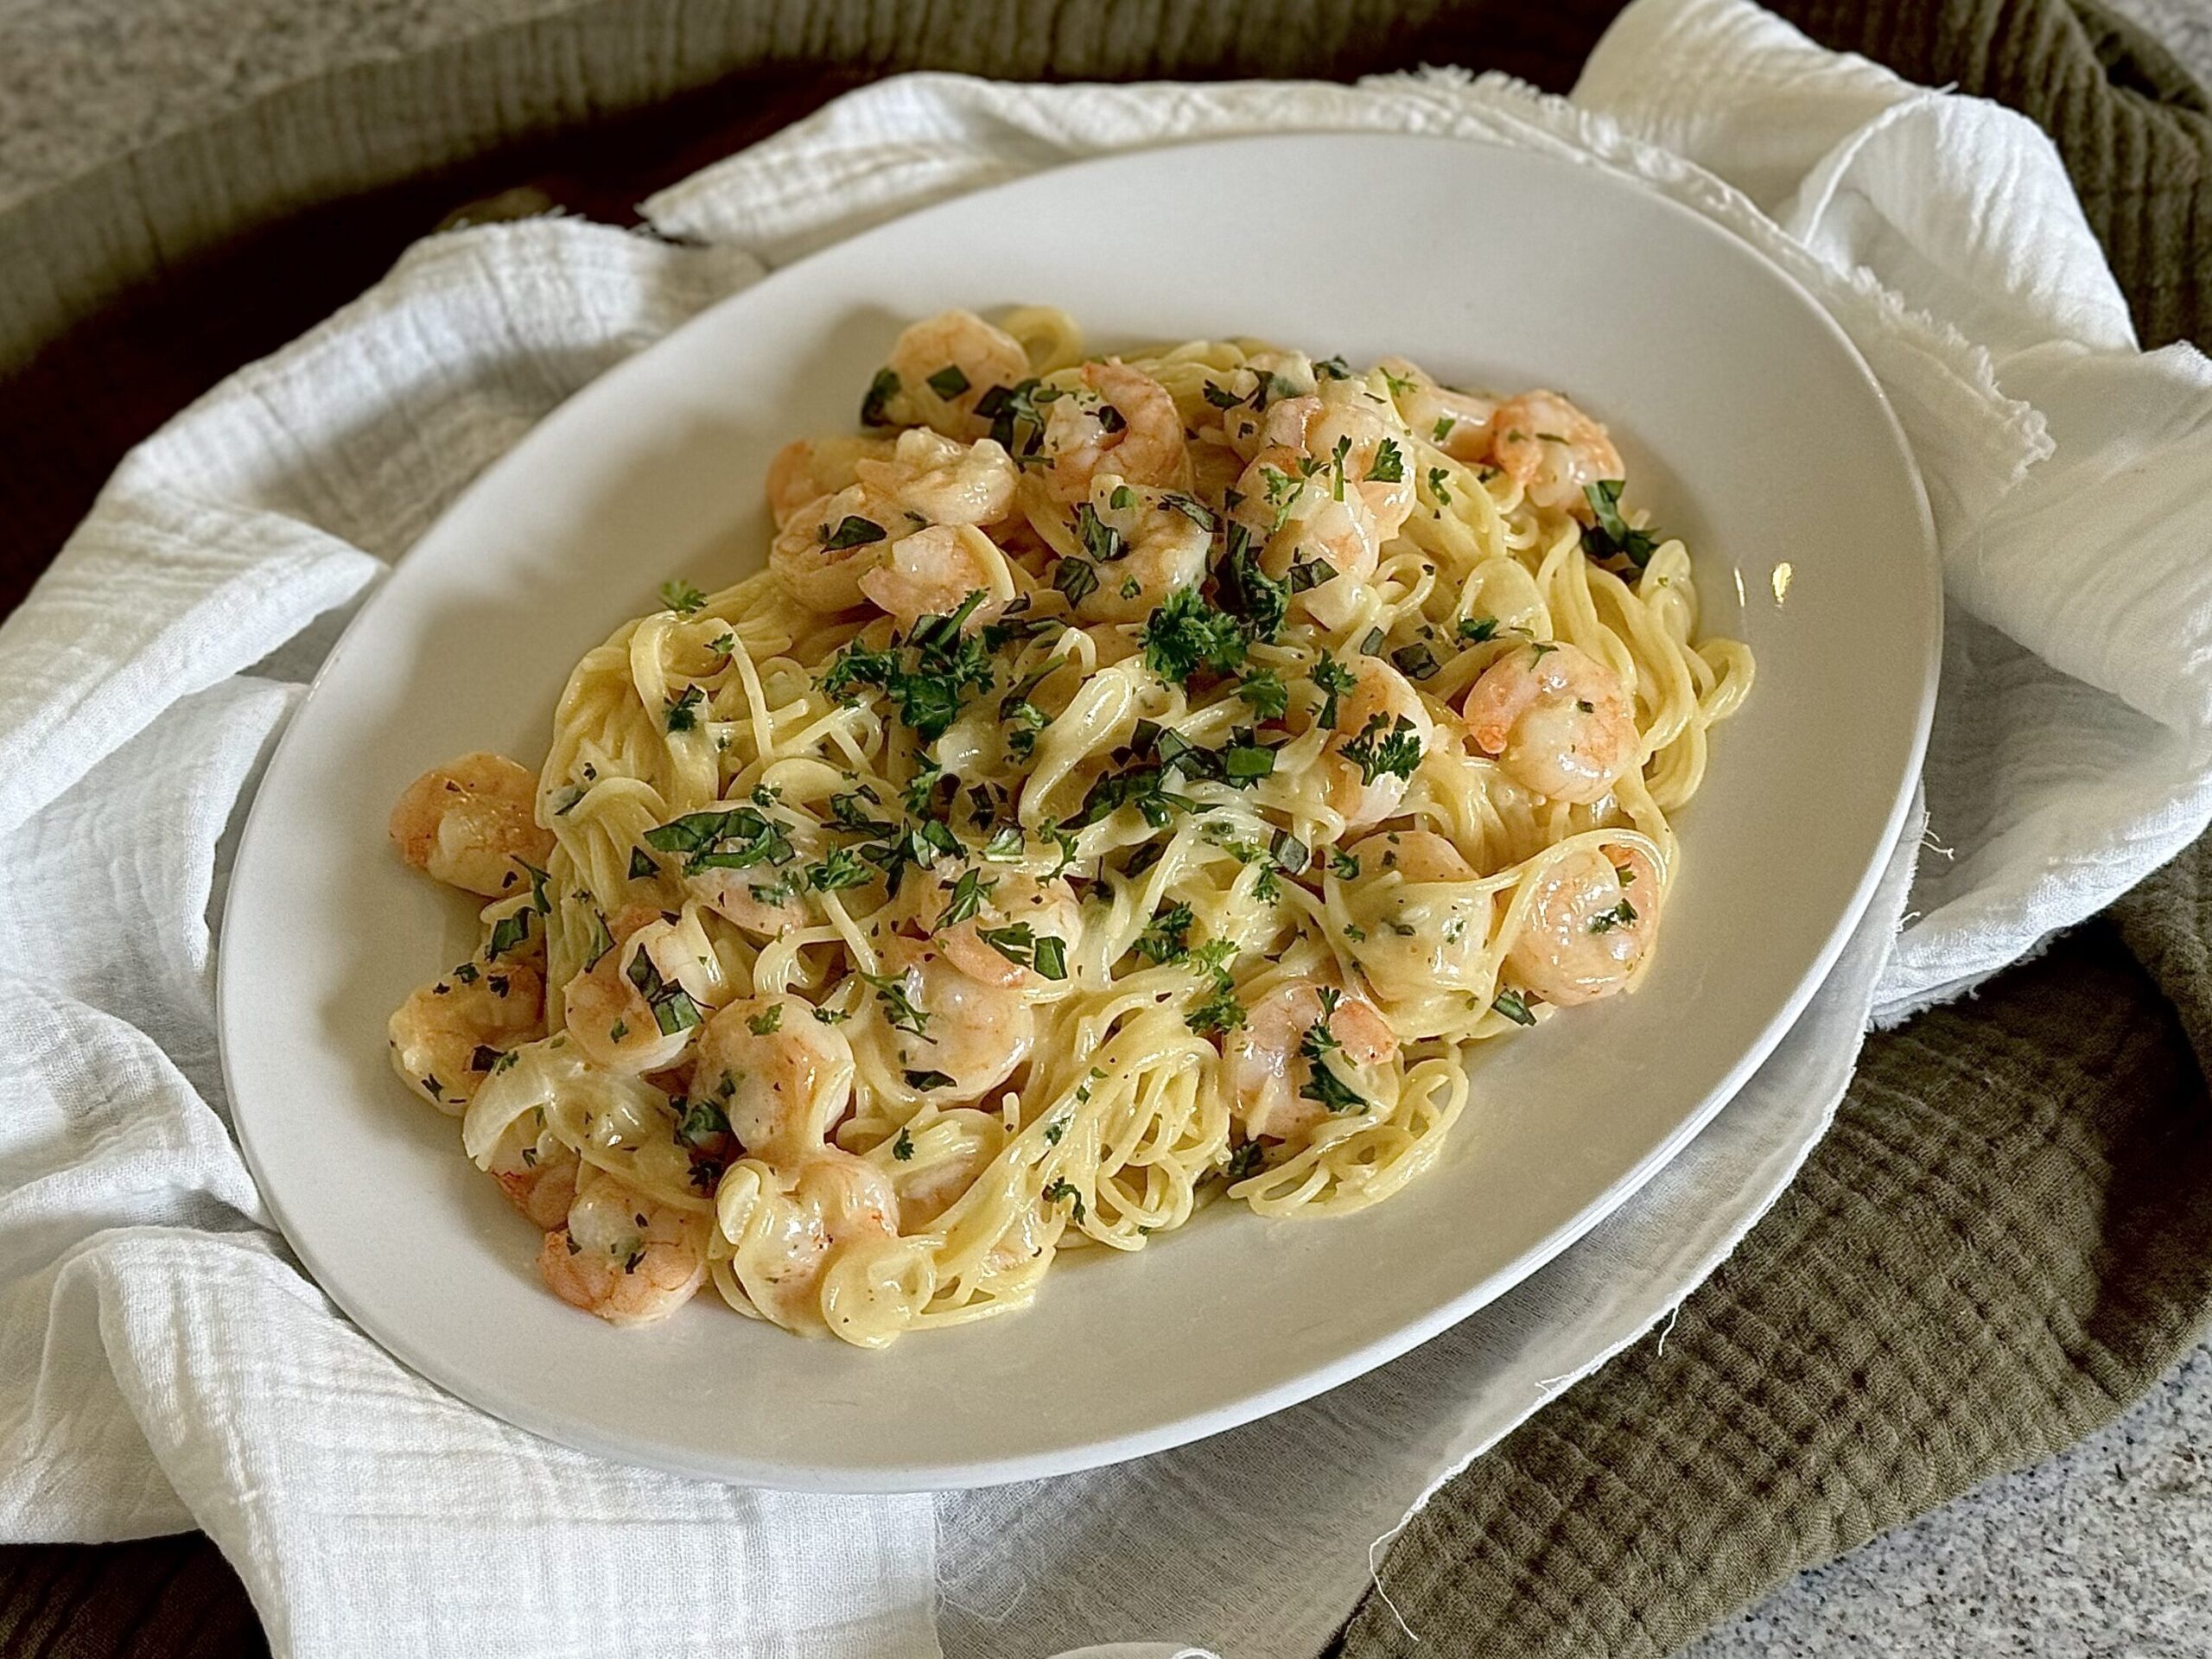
[383,308,1755,1348]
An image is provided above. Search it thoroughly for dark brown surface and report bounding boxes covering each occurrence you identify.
[2,2,2207,1656]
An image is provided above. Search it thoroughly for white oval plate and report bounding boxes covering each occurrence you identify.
[219,133,1937,1492]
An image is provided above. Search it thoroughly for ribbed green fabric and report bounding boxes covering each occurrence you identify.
[0,4,2204,1656]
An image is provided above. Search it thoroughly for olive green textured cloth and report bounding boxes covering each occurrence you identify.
[0,3,2207,1656]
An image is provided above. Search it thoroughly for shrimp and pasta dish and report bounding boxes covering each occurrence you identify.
[385,307,1753,1347]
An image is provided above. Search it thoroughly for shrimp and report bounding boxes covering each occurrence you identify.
[852,428,1019,528]
[563,906,731,1074]
[1344,829,1477,884]
[1233,393,1414,631]
[388,753,553,899]
[1461,640,1639,804]
[855,524,1015,635]
[481,1112,580,1230]
[538,1166,709,1326]
[1320,656,1436,832]
[387,960,546,1114]
[1338,831,1493,1002]
[1217,360,1322,461]
[682,818,827,937]
[866,936,1036,1102]
[1070,473,1211,624]
[766,435,895,531]
[769,481,908,613]
[1489,390,1623,518]
[893,868,1084,991]
[881,309,1031,441]
[691,993,856,1161]
[1379,357,1497,464]
[718,1148,900,1335]
[1224,979,1398,1142]
[1043,360,1192,504]
[1503,842,1662,1007]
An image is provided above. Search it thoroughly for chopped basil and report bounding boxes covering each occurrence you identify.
[1224,1141,1267,1179]
[1457,615,1500,644]
[861,969,931,1036]
[925,365,970,400]
[1588,899,1638,935]
[627,848,658,881]
[822,515,887,552]
[1313,355,1351,381]
[1492,988,1538,1027]
[860,367,900,427]
[931,868,997,932]
[664,684,705,733]
[1201,380,1243,410]
[1358,626,1387,658]
[905,1069,957,1091]
[1309,651,1357,728]
[1052,556,1099,607]
[1389,642,1441,681]
[1581,480,1667,569]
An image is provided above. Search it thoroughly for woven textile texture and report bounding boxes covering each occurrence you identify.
[0,2,2205,1656]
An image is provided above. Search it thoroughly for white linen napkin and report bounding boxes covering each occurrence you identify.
[3,0,2208,1653]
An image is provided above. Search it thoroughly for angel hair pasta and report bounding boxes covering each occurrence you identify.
[383,307,1754,1347]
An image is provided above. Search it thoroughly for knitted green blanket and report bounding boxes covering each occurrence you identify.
[1,3,2205,1655]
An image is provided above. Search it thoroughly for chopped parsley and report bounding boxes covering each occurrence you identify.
[974,922,1068,980]
[972,378,1056,456]
[1201,380,1243,410]
[1327,848,1362,880]
[1313,355,1351,381]
[1135,902,1196,965]
[1366,439,1405,484]
[1309,651,1357,728]
[1428,466,1452,505]
[819,591,995,741]
[1299,1058,1365,1114]
[1457,615,1500,645]
[486,905,535,960]
[747,1003,785,1036]
[1338,713,1424,785]
[675,1096,730,1147]
[1140,588,1248,683]
[658,579,706,615]
[892,1128,917,1159]
[1041,1177,1086,1224]
[1186,982,1247,1036]
[861,969,931,1036]
[806,846,874,892]
[1236,667,1289,720]
[1224,1141,1267,1180]
[1588,899,1639,935]
[664,683,705,733]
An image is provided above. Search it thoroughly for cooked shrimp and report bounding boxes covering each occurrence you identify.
[1503,842,1662,1007]
[852,428,1018,527]
[387,960,546,1114]
[1224,979,1397,1142]
[1232,446,1382,631]
[538,1166,709,1326]
[563,906,731,1074]
[1344,829,1477,884]
[692,993,855,1161]
[893,868,1084,991]
[1379,357,1497,464]
[1461,640,1638,804]
[481,1112,580,1230]
[766,435,894,531]
[389,753,553,898]
[1320,656,1436,831]
[1338,831,1493,1001]
[1043,360,1192,503]
[1489,390,1622,518]
[1217,357,1322,460]
[682,818,825,936]
[770,482,908,613]
[720,1148,899,1335]
[882,309,1030,441]
[1071,473,1211,624]
[867,936,1036,1102]
[855,524,1014,635]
